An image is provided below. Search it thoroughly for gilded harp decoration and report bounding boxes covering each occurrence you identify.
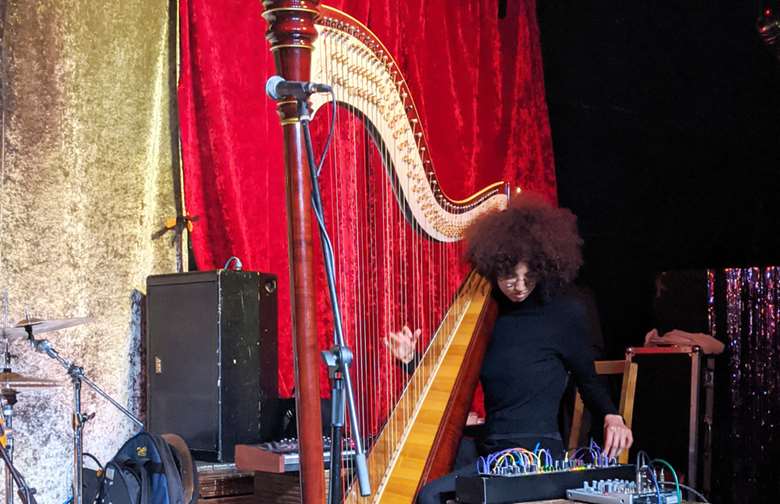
[263,2,509,502]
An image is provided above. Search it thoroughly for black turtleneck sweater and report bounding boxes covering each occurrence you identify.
[481,288,617,438]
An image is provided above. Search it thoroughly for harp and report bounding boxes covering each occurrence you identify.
[263,2,510,502]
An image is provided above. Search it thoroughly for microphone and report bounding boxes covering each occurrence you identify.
[265,75,333,100]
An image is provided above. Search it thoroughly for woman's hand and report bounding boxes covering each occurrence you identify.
[603,414,633,459]
[644,328,661,346]
[466,411,485,426]
[383,325,421,364]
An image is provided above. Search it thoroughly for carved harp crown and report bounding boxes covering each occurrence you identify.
[264,2,508,502]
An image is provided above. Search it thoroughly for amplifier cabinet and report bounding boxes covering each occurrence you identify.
[626,346,713,491]
[146,270,279,462]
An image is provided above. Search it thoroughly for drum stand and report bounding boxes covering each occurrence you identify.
[0,389,36,504]
[0,345,37,504]
[0,438,36,504]
[26,332,144,504]
[2,387,16,504]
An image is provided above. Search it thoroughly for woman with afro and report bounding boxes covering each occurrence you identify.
[385,193,633,504]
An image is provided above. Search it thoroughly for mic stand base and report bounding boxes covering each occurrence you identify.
[322,346,347,504]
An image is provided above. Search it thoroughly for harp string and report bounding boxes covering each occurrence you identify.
[309,23,474,499]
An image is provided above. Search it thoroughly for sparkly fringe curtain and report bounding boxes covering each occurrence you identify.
[708,267,780,504]
[0,1,178,502]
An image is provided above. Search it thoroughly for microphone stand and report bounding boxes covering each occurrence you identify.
[297,98,371,502]
[25,329,144,504]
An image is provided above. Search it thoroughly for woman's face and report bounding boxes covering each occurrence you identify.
[496,261,536,303]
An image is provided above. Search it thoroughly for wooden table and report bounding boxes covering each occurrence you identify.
[195,463,702,504]
[523,501,700,503]
[196,462,255,504]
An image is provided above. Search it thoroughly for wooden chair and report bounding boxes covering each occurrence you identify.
[567,359,638,464]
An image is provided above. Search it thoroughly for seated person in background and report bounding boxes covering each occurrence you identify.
[384,193,633,504]
[644,270,725,355]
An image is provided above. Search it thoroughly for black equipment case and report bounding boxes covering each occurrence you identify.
[626,345,714,492]
[146,270,279,462]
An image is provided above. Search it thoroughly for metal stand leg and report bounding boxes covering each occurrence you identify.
[2,342,14,504]
[72,378,83,504]
[299,107,370,500]
[0,429,36,504]
[2,393,14,504]
[323,350,347,504]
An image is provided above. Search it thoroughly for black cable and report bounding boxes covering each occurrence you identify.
[646,467,662,504]
[83,452,104,471]
[301,108,343,342]
[662,482,711,503]
[635,450,651,467]
[316,91,338,177]
[300,98,370,500]
[0,443,36,504]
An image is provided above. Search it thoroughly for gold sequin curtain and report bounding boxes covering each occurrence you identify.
[0,0,179,501]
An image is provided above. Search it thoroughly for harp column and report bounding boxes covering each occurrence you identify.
[262,2,325,503]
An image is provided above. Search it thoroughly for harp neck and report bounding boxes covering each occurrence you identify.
[310,7,508,241]
[262,2,326,503]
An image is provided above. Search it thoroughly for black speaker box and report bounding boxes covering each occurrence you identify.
[146,270,279,462]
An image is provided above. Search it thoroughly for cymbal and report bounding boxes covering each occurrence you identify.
[0,317,93,341]
[0,327,26,340]
[0,371,61,389]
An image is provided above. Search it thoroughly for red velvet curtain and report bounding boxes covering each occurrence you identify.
[178,0,556,401]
